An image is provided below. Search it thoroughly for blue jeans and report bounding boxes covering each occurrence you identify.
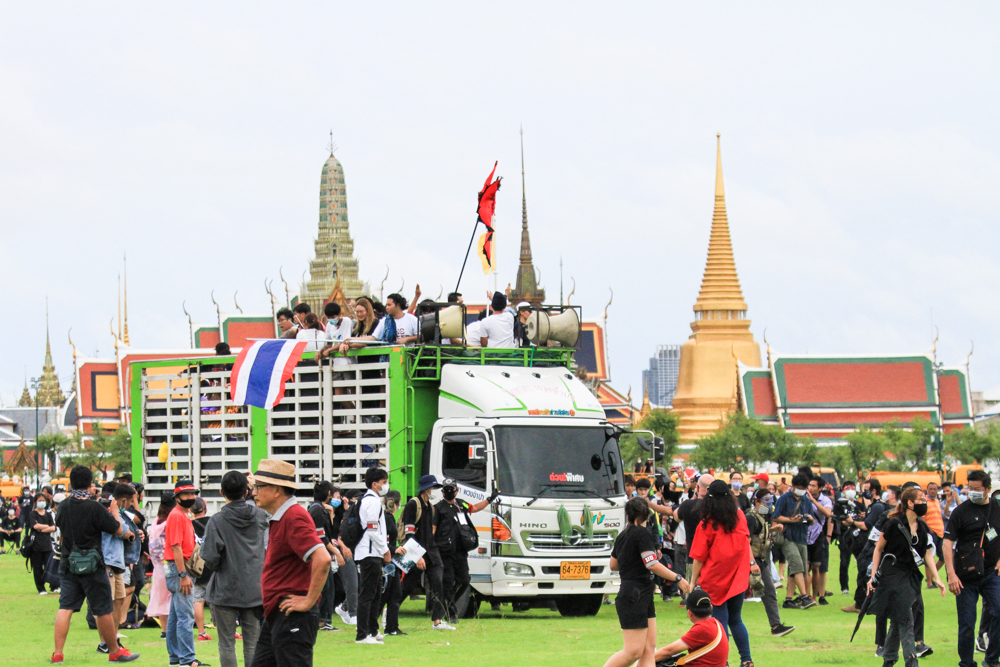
[958,570,1000,667]
[712,592,751,663]
[164,561,196,665]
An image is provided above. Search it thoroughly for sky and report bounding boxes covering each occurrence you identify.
[2,4,999,407]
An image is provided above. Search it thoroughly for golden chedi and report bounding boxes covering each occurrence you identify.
[671,135,761,443]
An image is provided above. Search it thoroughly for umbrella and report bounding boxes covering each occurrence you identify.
[850,554,897,642]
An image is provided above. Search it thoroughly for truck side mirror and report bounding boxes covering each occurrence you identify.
[468,436,487,469]
[606,452,618,475]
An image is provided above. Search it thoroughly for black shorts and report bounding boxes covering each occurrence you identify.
[615,582,655,630]
[808,537,830,573]
[59,568,114,616]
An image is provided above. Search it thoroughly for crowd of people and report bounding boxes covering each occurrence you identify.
[15,460,498,666]
[272,284,536,355]
[598,466,1000,667]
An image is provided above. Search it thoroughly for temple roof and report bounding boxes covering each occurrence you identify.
[693,135,748,314]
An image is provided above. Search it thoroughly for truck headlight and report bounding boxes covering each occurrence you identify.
[503,562,535,577]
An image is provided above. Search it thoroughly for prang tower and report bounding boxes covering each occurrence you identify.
[670,135,761,443]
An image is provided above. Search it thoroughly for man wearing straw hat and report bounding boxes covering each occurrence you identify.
[250,460,331,667]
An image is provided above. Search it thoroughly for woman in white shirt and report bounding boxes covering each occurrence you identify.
[296,312,326,352]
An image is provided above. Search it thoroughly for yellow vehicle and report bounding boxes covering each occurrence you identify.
[0,478,28,499]
[866,471,942,489]
[948,464,984,487]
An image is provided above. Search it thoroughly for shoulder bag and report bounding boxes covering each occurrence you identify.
[67,502,103,576]
[955,503,993,583]
[457,503,479,553]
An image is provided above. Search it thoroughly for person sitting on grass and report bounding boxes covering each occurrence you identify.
[654,589,729,666]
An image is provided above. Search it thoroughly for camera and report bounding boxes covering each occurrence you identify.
[861,491,873,501]
[99,497,112,509]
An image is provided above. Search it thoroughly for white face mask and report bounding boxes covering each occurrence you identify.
[881,491,891,503]
[844,489,857,500]
[793,488,806,497]
[37,502,47,509]
[377,483,389,498]
[969,490,987,504]
[731,481,743,491]
[960,493,969,503]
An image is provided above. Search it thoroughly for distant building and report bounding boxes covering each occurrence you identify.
[642,345,681,407]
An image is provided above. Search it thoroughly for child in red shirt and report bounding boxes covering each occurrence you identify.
[654,590,729,667]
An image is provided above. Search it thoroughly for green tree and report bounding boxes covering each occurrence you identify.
[35,431,73,477]
[619,409,680,472]
[843,426,886,477]
[946,423,1000,467]
[689,413,803,473]
[61,422,132,478]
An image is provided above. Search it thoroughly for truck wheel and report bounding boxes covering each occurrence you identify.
[555,594,603,617]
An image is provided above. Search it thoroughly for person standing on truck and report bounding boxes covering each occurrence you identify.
[513,301,532,347]
[355,467,391,644]
[398,475,450,630]
[340,293,418,351]
[434,478,496,624]
[480,291,515,348]
[604,497,689,667]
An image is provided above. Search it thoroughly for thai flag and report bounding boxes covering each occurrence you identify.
[230,340,308,409]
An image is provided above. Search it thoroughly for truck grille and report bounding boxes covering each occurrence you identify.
[524,531,614,552]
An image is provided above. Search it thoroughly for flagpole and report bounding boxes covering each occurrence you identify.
[455,218,481,294]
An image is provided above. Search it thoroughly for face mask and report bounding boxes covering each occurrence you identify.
[177,497,197,509]
[960,494,969,503]
[845,489,857,500]
[631,490,637,497]
[442,488,457,501]
[37,502,47,510]
[331,317,341,326]
[731,481,743,491]
[912,503,928,517]
[330,498,342,509]
[377,483,389,498]
[881,492,890,503]
[794,488,806,497]
[969,491,987,504]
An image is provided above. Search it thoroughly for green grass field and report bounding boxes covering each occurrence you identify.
[0,545,965,666]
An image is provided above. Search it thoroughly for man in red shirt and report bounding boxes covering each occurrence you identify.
[163,479,206,667]
[655,590,729,666]
[250,460,331,667]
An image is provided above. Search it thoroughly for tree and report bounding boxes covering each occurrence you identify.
[946,423,1000,467]
[35,432,74,477]
[619,409,680,472]
[689,413,806,473]
[61,422,132,478]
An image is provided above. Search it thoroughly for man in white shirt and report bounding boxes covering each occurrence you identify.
[355,468,390,645]
[342,293,418,350]
[318,302,354,364]
[480,292,515,348]
[466,310,486,348]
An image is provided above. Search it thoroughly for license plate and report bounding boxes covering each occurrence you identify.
[560,561,591,580]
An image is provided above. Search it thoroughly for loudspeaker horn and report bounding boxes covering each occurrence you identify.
[525,310,549,345]
[546,308,581,347]
[439,305,465,340]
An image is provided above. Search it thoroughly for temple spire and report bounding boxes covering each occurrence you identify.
[123,253,130,346]
[36,299,66,407]
[510,126,545,306]
[519,126,531,264]
[693,134,748,315]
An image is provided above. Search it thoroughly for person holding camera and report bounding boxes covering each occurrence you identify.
[98,482,140,654]
[834,481,862,595]
[52,466,138,664]
[843,478,886,613]
[434,478,495,624]
[773,473,819,609]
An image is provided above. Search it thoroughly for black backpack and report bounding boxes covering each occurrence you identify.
[340,494,381,552]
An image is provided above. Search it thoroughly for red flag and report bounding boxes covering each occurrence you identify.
[476,162,501,274]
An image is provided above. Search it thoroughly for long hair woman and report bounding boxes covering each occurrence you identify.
[295,312,326,352]
[604,497,690,667]
[353,297,377,337]
[867,487,945,667]
[146,492,176,635]
[689,479,757,667]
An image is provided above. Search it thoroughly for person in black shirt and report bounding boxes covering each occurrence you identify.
[944,469,1000,667]
[308,481,344,632]
[26,493,57,594]
[399,475,448,630]
[868,487,944,667]
[1,505,21,553]
[605,497,689,667]
[378,490,405,635]
[52,466,137,664]
[434,478,494,624]
[676,474,713,575]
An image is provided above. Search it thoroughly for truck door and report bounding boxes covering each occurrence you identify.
[432,429,493,595]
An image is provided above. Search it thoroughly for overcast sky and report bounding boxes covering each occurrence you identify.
[3,4,999,408]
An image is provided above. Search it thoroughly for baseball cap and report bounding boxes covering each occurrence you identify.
[751,473,769,483]
[516,301,531,311]
[686,589,713,614]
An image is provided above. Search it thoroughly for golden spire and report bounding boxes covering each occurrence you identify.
[639,381,652,420]
[123,253,130,346]
[117,273,122,341]
[693,134,748,315]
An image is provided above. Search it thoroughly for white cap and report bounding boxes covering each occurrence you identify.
[53,493,66,504]
[517,301,532,311]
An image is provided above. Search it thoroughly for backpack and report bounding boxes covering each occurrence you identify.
[341,494,381,552]
[397,498,425,544]
[747,508,772,561]
[457,503,479,553]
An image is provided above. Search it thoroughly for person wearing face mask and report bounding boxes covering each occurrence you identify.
[317,302,354,363]
[922,482,945,572]
[729,472,751,512]
[867,487,945,667]
[844,478,887,614]
[26,493,58,594]
[434,478,496,625]
[835,481,862,595]
[773,473,819,610]
[355,467,391,644]
[162,479,208,667]
[746,489,795,637]
[398,475,448,630]
[944,469,1000,667]
[1,505,21,554]
[308,480,345,633]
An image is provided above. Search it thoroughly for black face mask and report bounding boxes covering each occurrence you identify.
[912,503,928,517]
[177,497,197,509]
[442,488,457,501]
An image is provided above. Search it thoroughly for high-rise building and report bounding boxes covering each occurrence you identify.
[642,344,681,407]
[300,150,364,312]
[671,135,762,443]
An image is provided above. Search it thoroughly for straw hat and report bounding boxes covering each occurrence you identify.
[255,459,297,489]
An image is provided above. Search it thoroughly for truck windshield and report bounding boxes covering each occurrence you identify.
[494,425,624,499]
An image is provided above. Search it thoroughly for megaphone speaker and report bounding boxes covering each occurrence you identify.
[439,305,465,340]
[547,308,581,347]
[525,310,550,345]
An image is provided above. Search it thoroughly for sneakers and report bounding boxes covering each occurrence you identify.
[197,632,212,642]
[740,661,755,667]
[234,632,243,640]
[319,623,339,632]
[433,621,456,630]
[375,632,385,641]
[97,643,110,654]
[180,661,211,667]
[875,645,884,658]
[108,648,140,663]
[782,598,803,610]
[842,604,860,613]
[51,654,63,664]
[842,588,851,595]
[771,624,795,637]
[336,604,357,626]
[384,630,408,636]
[914,642,933,657]
[978,633,990,653]
[799,595,818,609]
[817,596,829,606]
[775,581,784,588]
[39,591,48,596]
[355,636,383,645]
